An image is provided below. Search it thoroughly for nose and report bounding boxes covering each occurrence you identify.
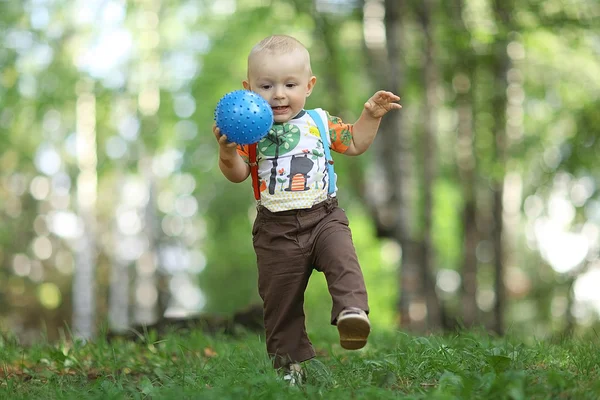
[273,85,285,99]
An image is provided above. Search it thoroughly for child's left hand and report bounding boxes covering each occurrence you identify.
[364,90,402,118]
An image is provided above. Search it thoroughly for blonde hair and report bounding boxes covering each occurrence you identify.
[248,35,313,75]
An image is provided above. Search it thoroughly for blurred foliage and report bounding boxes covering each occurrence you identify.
[0,0,599,342]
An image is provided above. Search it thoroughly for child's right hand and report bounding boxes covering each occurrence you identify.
[213,124,239,154]
[213,123,250,183]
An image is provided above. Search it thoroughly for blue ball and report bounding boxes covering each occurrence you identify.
[214,90,273,145]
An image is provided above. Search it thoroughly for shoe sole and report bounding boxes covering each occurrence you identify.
[337,315,370,350]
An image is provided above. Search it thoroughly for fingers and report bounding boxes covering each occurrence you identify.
[213,125,237,147]
[213,124,221,139]
[223,139,238,148]
[219,135,237,147]
[363,90,402,118]
[370,90,402,112]
[374,90,401,103]
[365,93,402,109]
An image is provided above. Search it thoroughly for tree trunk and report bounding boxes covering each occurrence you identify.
[311,11,343,108]
[134,156,161,325]
[450,0,479,328]
[132,0,163,326]
[415,0,443,331]
[461,166,479,327]
[361,0,428,332]
[109,172,130,333]
[563,277,576,337]
[490,0,513,335]
[73,80,98,340]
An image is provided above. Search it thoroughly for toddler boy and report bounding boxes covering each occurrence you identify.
[213,34,401,379]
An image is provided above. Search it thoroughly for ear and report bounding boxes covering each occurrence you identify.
[242,80,250,90]
[306,76,317,97]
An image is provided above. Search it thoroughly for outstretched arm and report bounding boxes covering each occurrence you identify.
[213,124,250,183]
[344,90,402,156]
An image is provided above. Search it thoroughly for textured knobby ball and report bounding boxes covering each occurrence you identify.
[214,90,273,145]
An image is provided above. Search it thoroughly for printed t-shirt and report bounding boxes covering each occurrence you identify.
[237,108,353,212]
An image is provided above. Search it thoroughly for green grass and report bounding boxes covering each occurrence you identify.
[1,327,599,399]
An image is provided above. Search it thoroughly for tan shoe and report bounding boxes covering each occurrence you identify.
[282,363,304,386]
[336,307,370,350]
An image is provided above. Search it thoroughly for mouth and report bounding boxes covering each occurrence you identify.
[271,106,290,114]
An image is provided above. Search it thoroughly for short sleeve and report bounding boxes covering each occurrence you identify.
[236,145,250,164]
[326,111,354,154]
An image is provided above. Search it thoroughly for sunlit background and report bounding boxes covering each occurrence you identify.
[1,0,599,343]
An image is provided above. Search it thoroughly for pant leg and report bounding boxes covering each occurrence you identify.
[252,210,315,369]
[311,206,369,324]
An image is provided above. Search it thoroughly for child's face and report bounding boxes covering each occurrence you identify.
[243,50,317,123]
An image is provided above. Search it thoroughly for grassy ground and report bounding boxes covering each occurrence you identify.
[1,326,599,399]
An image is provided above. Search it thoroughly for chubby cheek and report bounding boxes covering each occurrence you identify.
[254,91,270,102]
[258,91,271,101]
[246,85,269,100]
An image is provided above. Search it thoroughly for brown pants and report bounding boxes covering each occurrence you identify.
[252,198,369,369]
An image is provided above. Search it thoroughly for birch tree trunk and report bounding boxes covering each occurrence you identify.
[109,172,130,333]
[73,80,98,340]
[134,156,160,325]
[132,0,162,326]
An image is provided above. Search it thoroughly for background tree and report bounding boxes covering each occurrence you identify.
[1,0,599,342]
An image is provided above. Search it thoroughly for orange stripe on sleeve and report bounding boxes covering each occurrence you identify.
[236,144,250,164]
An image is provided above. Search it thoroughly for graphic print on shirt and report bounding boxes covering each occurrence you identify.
[285,154,314,191]
[258,123,301,195]
[237,108,353,212]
